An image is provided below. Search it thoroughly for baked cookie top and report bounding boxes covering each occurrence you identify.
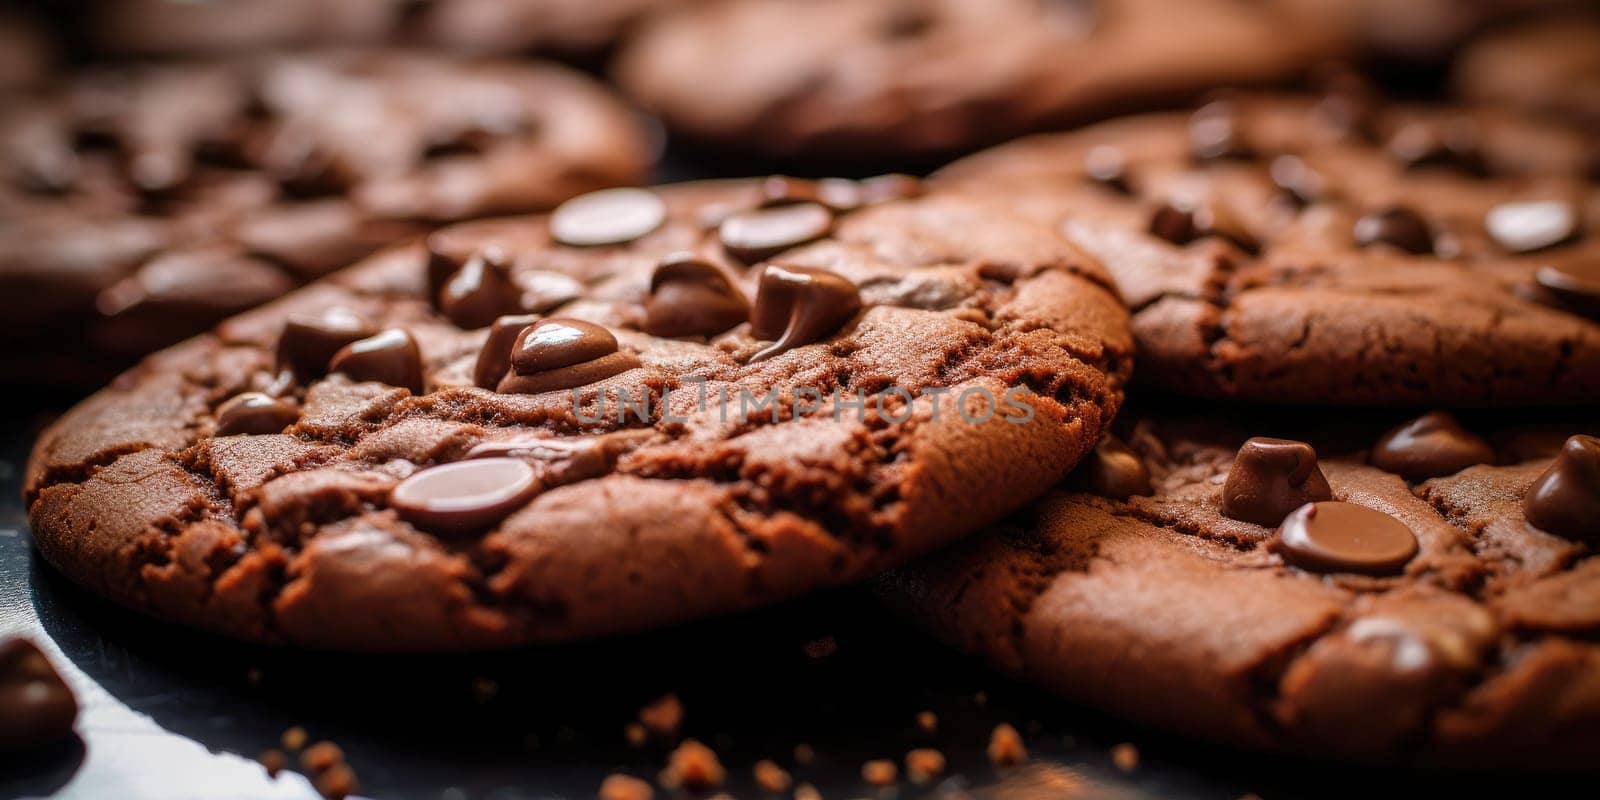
[1452,11,1600,131]
[885,406,1600,767]
[0,51,651,380]
[939,90,1600,406]
[24,177,1131,651]
[613,0,1344,159]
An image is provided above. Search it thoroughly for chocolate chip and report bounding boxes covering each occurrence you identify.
[473,314,539,389]
[749,264,862,362]
[1189,101,1252,162]
[1535,259,1600,316]
[719,203,833,263]
[1075,436,1152,499]
[1084,145,1132,195]
[390,458,540,536]
[1387,120,1487,175]
[329,328,425,394]
[1269,155,1328,207]
[1370,411,1493,481]
[1149,200,1255,251]
[643,253,749,338]
[425,241,462,301]
[1148,202,1199,245]
[1523,434,1600,543]
[276,308,378,382]
[1221,437,1334,526]
[1353,206,1434,255]
[497,318,641,394]
[1272,501,1418,575]
[215,392,300,436]
[466,433,641,486]
[438,246,523,329]
[1485,200,1578,254]
[0,638,78,752]
[857,174,923,205]
[549,188,665,247]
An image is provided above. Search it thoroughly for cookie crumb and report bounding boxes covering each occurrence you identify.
[905,748,946,784]
[281,726,308,751]
[300,741,344,774]
[861,759,897,786]
[599,773,654,800]
[753,759,791,793]
[987,723,1027,767]
[638,693,684,739]
[1111,742,1139,773]
[794,783,822,800]
[801,636,838,661]
[258,749,287,778]
[793,742,815,765]
[914,710,938,736]
[661,739,725,791]
[314,763,360,800]
[624,722,648,748]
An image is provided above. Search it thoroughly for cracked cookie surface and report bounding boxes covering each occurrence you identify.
[883,406,1600,767]
[24,178,1130,651]
[938,92,1600,406]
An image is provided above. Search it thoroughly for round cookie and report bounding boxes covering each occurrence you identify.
[884,407,1600,767]
[0,51,651,386]
[613,0,1345,159]
[938,91,1600,406]
[1452,12,1600,130]
[23,177,1132,651]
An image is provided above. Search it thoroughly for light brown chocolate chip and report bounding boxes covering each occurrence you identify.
[215,392,300,436]
[718,203,832,263]
[390,458,540,536]
[1221,437,1334,526]
[1272,501,1418,575]
[276,307,378,382]
[329,328,425,394]
[497,318,641,394]
[473,314,540,390]
[748,264,861,362]
[439,246,523,329]
[1523,434,1600,543]
[1370,411,1493,480]
[550,188,665,247]
[643,253,749,338]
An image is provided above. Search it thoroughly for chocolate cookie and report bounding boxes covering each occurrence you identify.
[0,51,651,385]
[938,91,1600,406]
[1452,12,1600,131]
[884,407,1600,767]
[23,177,1132,650]
[613,0,1345,159]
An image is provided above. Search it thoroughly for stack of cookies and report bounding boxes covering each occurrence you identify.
[7,0,1597,784]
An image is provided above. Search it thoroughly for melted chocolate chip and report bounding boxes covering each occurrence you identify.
[1523,434,1600,543]
[549,188,665,247]
[748,264,862,362]
[0,638,78,752]
[1084,145,1132,194]
[643,253,749,338]
[276,307,378,382]
[497,318,641,394]
[1221,437,1334,526]
[215,392,300,436]
[473,313,539,389]
[1536,260,1600,316]
[719,203,833,263]
[329,328,425,394]
[1075,436,1152,499]
[390,458,539,536]
[439,246,523,329]
[1189,101,1252,161]
[1485,200,1578,254]
[1353,206,1434,255]
[1370,411,1493,481]
[466,433,645,486]
[1273,501,1418,575]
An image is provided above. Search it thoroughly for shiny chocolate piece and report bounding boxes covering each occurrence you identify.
[1084,145,1132,194]
[214,392,300,437]
[1148,202,1199,245]
[1353,206,1434,255]
[643,253,749,338]
[439,246,522,329]
[466,432,649,486]
[1370,411,1493,480]
[1536,259,1600,316]
[1523,434,1600,543]
[1148,200,1255,251]
[425,243,462,303]
[390,458,540,536]
[498,318,641,394]
[1484,200,1578,254]
[473,313,539,390]
[1075,436,1152,499]
[276,307,378,382]
[0,638,78,752]
[748,264,862,362]
[1189,101,1252,161]
[1221,437,1334,526]
[1273,501,1418,575]
[719,203,833,263]
[329,328,425,394]
[549,188,665,247]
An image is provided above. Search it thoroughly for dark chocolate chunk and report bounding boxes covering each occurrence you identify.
[439,246,523,329]
[1353,206,1434,255]
[1485,200,1578,254]
[1536,259,1600,316]
[1148,202,1199,245]
[719,203,833,263]
[643,253,749,338]
[549,188,665,247]
[329,328,425,394]
[473,313,539,390]
[1523,434,1600,543]
[276,308,378,382]
[1149,200,1255,251]
[215,392,300,436]
[748,264,862,362]
[1370,411,1493,481]
[1075,436,1152,499]
[1189,101,1252,161]
[390,458,540,536]
[498,318,641,394]
[0,638,78,752]
[1221,437,1334,526]
[1272,501,1418,575]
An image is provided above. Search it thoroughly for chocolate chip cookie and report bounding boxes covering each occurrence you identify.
[613,0,1345,160]
[884,406,1600,767]
[24,177,1132,650]
[1452,12,1600,130]
[938,91,1600,406]
[0,51,651,386]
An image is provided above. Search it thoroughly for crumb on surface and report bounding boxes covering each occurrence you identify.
[915,710,938,736]
[1112,742,1139,773]
[987,723,1027,767]
[793,742,815,764]
[314,763,359,800]
[905,748,946,784]
[794,783,822,800]
[801,636,838,660]
[624,722,648,748]
[660,739,725,791]
[301,741,344,774]
[281,726,308,751]
[638,693,684,738]
[258,749,287,778]
[753,759,792,793]
[861,758,897,786]
[599,773,654,800]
